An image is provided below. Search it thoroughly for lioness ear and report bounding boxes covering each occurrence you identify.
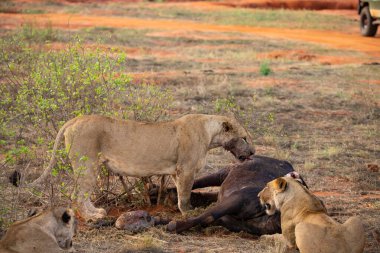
[222,121,233,132]
[274,178,287,192]
[62,210,71,224]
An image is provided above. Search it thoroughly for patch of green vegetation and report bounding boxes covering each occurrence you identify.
[97,4,353,31]
[19,22,57,43]
[259,61,272,76]
[75,27,152,46]
[0,35,130,140]
[62,5,84,14]
[209,8,353,30]
[126,84,173,121]
[22,9,45,14]
[88,26,117,33]
[214,96,239,114]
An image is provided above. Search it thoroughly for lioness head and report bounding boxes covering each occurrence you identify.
[52,207,77,250]
[258,177,288,215]
[216,117,255,161]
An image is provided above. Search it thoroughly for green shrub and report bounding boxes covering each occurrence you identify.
[5,143,31,165]
[214,97,238,114]
[259,61,272,76]
[22,9,45,14]
[20,22,57,43]
[0,36,131,142]
[125,83,173,121]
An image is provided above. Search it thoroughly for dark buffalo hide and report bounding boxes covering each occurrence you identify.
[166,155,307,235]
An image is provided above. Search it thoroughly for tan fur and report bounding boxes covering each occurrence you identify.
[31,114,253,220]
[258,177,365,253]
[0,207,76,253]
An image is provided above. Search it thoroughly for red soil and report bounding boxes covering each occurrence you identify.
[359,80,380,85]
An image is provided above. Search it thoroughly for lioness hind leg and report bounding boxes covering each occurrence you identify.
[72,158,106,221]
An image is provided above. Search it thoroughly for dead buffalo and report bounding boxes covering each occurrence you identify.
[166,155,307,235]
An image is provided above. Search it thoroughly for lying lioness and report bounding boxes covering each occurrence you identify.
[24,114,254,221]
[258,177,365,253]
[0,207,76,253]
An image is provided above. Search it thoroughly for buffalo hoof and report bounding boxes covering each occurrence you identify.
[166,221,177,232]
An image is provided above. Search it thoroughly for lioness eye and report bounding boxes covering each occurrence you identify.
[265,203,271,210]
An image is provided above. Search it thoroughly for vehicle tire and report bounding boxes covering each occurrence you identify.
[360,6,378,37]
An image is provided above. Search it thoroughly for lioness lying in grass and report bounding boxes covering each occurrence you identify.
[258,177,365,253]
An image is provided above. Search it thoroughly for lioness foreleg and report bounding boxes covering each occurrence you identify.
[281,222,297,250]
[174,167,197,214]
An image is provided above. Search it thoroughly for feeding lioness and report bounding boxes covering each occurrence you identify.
[0,207,76,253]
[28,114,254,221]
[258,177,365,253]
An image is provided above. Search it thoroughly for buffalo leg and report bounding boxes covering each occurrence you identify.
[150,190,218,207]
[192,167,231,189]
[166,166,230,191]
[167,193,244,233]
[218,213,281,235]
[190,191,218,207]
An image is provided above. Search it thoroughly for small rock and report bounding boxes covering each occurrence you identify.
[115,210,154,233]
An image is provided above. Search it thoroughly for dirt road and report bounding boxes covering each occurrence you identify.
[1,12,379,57]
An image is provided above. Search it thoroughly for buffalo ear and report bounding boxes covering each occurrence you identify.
[222,121,233,132]
[274,178,287,192]
[62,211,71,224]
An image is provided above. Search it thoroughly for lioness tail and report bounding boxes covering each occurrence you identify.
[10,117,79,188]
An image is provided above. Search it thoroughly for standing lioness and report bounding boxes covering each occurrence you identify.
[258,177,365,253]
[29,114,254,220]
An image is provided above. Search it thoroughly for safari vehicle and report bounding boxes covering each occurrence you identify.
[359,0,380,36]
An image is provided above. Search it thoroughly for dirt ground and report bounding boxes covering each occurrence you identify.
[0,0,379,252]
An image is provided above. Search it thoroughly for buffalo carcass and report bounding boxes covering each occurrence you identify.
[166,155,307,235]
